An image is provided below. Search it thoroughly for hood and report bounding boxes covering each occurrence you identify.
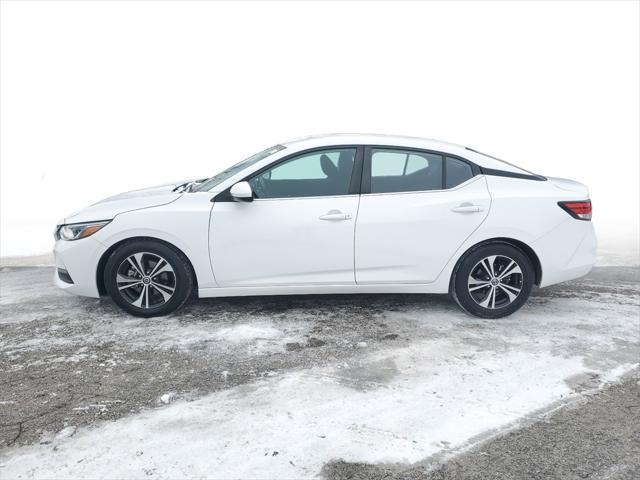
[60,180,193,225]
[547,177,590,197]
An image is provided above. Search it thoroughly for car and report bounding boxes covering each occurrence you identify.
[53,134,596,319]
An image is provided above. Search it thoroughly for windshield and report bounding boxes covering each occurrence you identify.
[193,144,286,192]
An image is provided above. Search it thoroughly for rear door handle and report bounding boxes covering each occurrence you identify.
[319,210,351,221]
[451,204,484,213]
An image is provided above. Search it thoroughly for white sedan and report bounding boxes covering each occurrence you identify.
[53,134,596,318]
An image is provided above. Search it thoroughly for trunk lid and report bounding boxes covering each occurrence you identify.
[548,177,590,197]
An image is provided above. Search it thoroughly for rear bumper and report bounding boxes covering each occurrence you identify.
[53,237,106,298]
[534,219,597,288]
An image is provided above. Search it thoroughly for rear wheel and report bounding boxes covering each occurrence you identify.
[104,240,194,317]
[452,243,534,319]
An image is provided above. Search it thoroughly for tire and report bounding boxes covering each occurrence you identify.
[451,243,534,319]
[104,240,194,317]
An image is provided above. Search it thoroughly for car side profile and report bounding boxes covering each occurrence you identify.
[53,134,596,318]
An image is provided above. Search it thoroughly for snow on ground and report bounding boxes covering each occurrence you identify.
[1,265,638,478]
[0,347,635,479]
[1,294,638,478]
[0,344,585,478]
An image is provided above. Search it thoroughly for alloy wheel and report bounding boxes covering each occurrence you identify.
[115,252,176,309]
[467,255,523,309]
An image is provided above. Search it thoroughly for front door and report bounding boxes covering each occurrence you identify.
[210,147,362,287]
[355,147,491,284]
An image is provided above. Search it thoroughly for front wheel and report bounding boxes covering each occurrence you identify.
[104,240,194,317]
[451,244,534,319]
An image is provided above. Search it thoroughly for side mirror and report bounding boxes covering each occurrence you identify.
[230,181,253,202]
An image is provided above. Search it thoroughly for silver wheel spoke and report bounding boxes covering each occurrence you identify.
[498,284,520,302]
[469,282,491,292]
[117,274,139,285]
[127,254,145,277]
[117,274,142,291]
[478,287,496,308]
[481,256,496,277]
[131,284,147,307]
[149,259,174,277]
[148,259,165,277]
[500,283,521,295]
[152,283,174,302]
[498,260,514,278]
[499,262,522,279]
[151,263,174,278]
[477,260,491,278]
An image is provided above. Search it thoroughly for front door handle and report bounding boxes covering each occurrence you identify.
[319,210,351,221]
[451,204,484,213]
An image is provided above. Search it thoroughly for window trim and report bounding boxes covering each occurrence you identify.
[465,147,547,181]
[212,143,544,202]
[478,167,547,181]
[362,145,480,195]
[214,145,365,202]
[361,175,482,197]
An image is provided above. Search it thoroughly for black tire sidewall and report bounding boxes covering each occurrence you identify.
[453,244,534,319]
[104,240,193,317]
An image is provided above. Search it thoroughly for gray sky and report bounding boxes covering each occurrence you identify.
[1,1,638,257]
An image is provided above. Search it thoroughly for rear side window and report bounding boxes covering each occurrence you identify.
[445,157,474,188]
[370,149,443,193]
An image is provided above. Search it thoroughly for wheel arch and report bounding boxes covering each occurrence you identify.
[96,236,198,296]
[449,237,542,291]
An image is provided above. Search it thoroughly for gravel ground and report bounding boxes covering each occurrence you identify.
[0,265,638,478]
[0,266,453,448]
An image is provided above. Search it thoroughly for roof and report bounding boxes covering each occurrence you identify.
[282,133,465,151]
[280,133,530,174]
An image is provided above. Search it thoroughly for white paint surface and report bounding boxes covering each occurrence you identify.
[1,1,639,256]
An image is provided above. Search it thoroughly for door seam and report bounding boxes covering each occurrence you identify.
[353,194,362,284]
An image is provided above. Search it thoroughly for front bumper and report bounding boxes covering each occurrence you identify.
[53,236,107,298]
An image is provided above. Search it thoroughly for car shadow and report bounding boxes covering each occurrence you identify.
[183,292,456,317]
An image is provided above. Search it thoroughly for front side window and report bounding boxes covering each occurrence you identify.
[249,148,356,199]
[370,149,443,193]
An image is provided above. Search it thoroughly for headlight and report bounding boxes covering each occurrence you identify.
[55,221,110,241]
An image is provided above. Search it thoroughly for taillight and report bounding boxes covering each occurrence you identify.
[558,200,592,221]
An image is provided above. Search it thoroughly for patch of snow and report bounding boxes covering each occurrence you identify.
[55,426,76,440]
[159,393,176,405]
[212,323,282,342]
[1,337,635,479]
[128,318,311,356]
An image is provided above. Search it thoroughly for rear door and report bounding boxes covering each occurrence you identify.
[355,147,490,284]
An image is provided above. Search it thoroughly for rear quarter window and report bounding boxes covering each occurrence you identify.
[446,157,474,188]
